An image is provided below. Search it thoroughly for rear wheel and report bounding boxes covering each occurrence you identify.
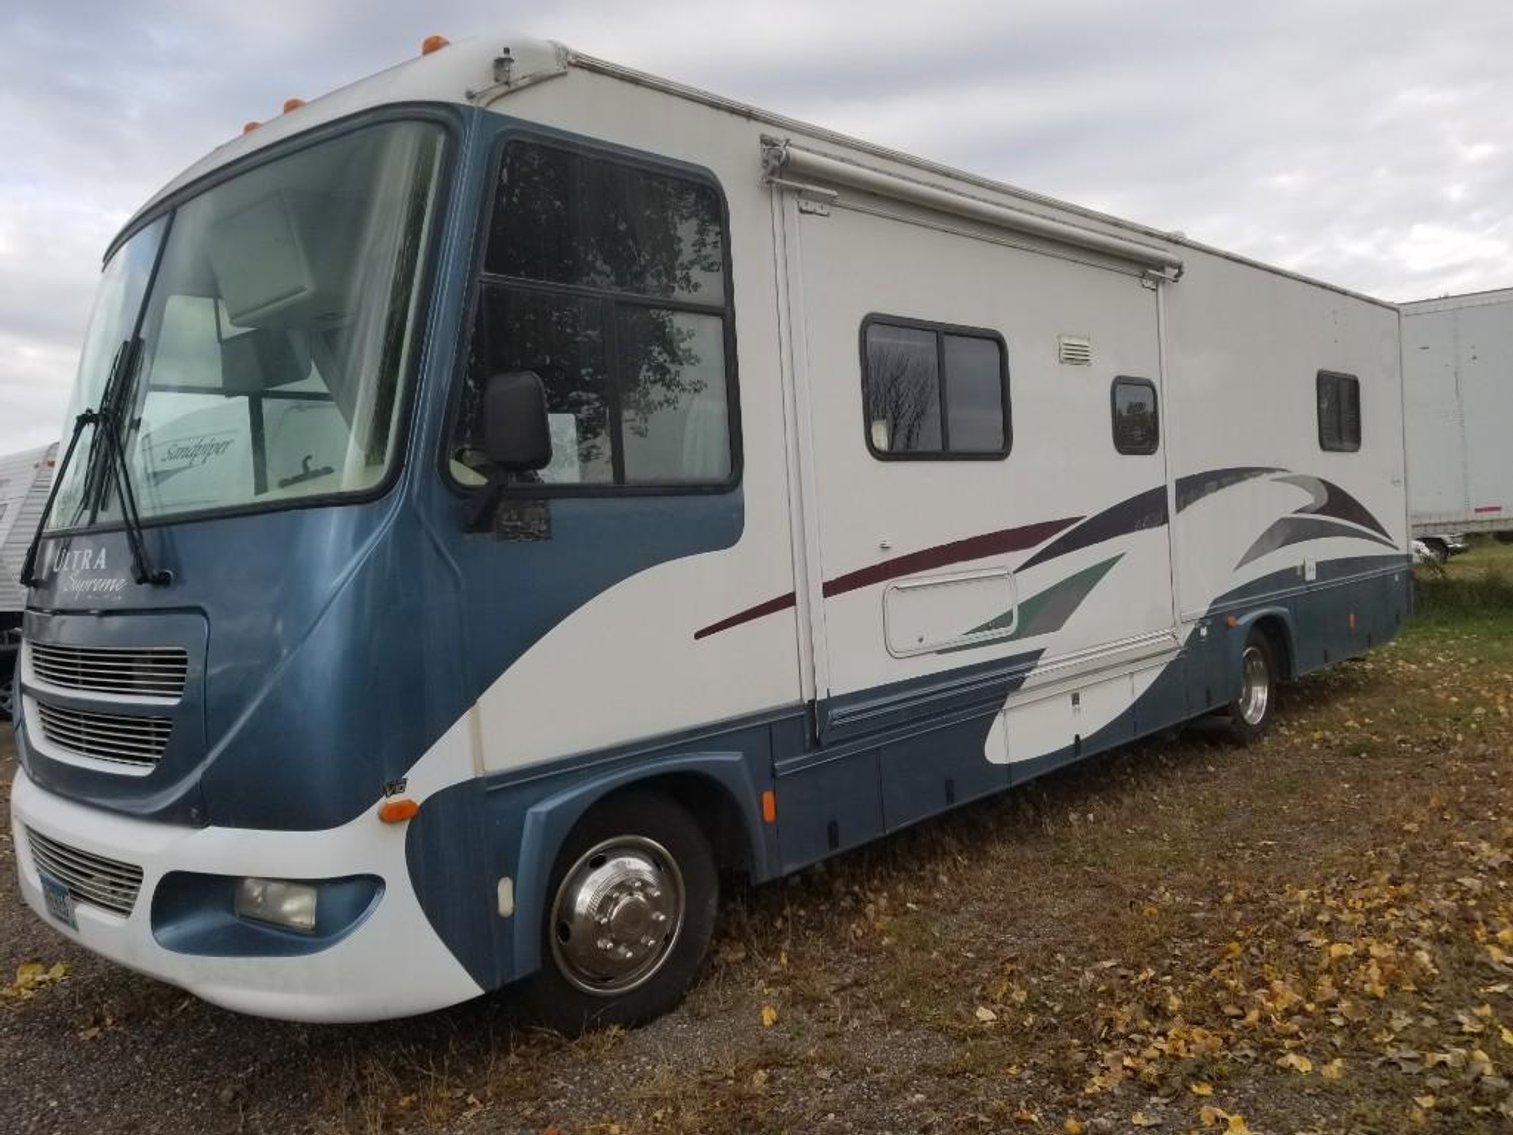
[1226,629,1276,744]
[521,791,718,1035]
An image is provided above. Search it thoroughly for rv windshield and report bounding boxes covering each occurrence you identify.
[47,120,445,531]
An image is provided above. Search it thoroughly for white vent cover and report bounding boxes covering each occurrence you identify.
[1059,335,1092,365]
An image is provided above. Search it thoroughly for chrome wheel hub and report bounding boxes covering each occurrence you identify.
[1238,643,1270,726]
[549,836,685,995]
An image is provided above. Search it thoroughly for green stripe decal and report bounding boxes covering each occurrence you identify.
[940,555,1123,654]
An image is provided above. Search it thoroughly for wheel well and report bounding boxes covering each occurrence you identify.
[578,774,755,878]
[1251,615,1293,682]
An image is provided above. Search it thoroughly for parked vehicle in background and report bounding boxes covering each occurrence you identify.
[1402,288,1513,542]
[8,35,1411,1032]
[0,444,56,719]
[1416,531,1469,564]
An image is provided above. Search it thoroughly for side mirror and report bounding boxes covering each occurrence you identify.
[482,370,552,472]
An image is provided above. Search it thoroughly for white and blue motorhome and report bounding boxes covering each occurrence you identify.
[8,37,1410,1029]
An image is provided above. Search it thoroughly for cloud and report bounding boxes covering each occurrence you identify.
[1,0,1510,451]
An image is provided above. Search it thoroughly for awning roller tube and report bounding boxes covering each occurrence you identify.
[765,140,1184,277]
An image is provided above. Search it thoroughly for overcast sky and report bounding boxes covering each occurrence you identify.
[1,0,1509,453]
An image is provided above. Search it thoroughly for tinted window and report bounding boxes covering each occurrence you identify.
[453,140,735,490]
[1112,377,1159,455]
[863,319,1008,458]
[1317,370,1361,452]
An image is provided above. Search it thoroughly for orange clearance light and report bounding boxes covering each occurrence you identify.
[1348,611,1357,630]
[1225,615,1239,628]
[760,789,777,824]
[282,98,306,113]
[421,34,450,55]
[242,121,261,135]
[378,798,420,824]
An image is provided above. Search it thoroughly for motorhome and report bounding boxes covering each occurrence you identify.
[0,443,55,718]
[1402,287,1513,553]
[9,36,1410,1030]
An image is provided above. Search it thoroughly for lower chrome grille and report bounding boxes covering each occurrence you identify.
[25,829,143,917]
[33,702,172,768]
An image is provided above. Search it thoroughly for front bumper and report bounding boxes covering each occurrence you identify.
[9,767,483,1022]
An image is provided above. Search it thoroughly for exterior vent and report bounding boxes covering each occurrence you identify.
[27,642,188,699]
[33,702,172,769]
[1059,335,1093,365]
[26,828,143,917]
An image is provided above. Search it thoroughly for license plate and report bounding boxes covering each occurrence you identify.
[39,872,77,931]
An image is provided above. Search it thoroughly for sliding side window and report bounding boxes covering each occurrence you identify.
[1111,377,1159,455]
[862,317,1009,459]
[451,139,737,489]
[1316,370,1361,452]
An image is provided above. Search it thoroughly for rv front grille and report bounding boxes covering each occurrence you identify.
[25,828,143,917]
[33,702,172,769]
[27,642,188,699]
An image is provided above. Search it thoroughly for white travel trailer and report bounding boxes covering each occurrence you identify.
[0,443,56,718]
[1402,287,1513,544]
[9,36,1409,1031]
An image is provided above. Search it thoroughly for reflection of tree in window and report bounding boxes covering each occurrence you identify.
[866,327,940,453]
[1113,379,1157,454]
[456,141,732,486]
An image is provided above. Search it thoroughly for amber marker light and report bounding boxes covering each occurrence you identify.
[421,34,450,55]
[1225,615,1240,628]
[760,790,777,824]
[283,98,306,113]
[378,798,420,823]
[242,121,261,134]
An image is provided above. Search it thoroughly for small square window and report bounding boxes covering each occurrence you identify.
[862,317,1009,459]
[1111,377,1159,455]
[1317,371,1361,452]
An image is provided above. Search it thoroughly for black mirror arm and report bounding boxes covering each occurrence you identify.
[462,470,509,533]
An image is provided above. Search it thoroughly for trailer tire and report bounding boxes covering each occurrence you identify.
[521,790,718,1035]
[1226,629,1276,745]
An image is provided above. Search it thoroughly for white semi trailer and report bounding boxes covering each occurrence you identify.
[1402,287,1513,548]
[0,443,56,717]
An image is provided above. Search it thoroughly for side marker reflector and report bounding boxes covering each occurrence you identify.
[1225,615,1239,628]
[379,798,420,823]
[761,790,777,824]
[422,34,450,55]
[242,121,261,134]
[282,98,305,113]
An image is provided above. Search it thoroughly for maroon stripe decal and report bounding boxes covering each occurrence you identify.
[694,592,797,640]
[821,516,1081,598]
[694,515,1080,640]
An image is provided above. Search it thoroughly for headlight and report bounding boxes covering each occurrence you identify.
[234,877,318,932]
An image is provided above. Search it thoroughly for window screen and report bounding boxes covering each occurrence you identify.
[1317,370,1361,452]
[1111,377,1159,455]
[452,139,736,490]
[863,318,1009,458]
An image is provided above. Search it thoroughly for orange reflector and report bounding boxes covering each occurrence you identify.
[1225,615,1239,628]
[282,98,305,113]
[378,798,420,823]
[760,790,777,824]
[242,121,261,134]
[421,34,450,55]
[1348,611,1357,630]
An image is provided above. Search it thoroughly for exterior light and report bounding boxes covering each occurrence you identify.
[422,34,450,55]
[234,878,318,932]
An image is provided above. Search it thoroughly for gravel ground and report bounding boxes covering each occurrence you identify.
[3,574,1513,1133]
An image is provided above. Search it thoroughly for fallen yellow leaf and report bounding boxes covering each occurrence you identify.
[1320,1058,1346,1081]
[1225,1117,1252,1135]
[759,1005,778,1027]
[1414,1095,1436,1110]
[1189,1082,1214,1096]
[1130,1111,1161,1128]
[975,1005,999,1023]
[1063,1121,1084,1135]
[1198,1106,1227,1128]
[1277,1052,1313,1074]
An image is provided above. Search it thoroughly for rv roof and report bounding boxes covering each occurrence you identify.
[129,35,1394,311]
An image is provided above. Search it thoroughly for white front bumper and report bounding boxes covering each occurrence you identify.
[9,768,484,1022]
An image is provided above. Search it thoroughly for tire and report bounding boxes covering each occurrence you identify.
[1226,629,1276,744]
[520,791,718,1035]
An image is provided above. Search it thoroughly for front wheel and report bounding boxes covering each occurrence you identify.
[1226,630,1276,744]
[520,791,718,1035]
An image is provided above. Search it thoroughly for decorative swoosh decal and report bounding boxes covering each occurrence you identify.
[1236,516,1397,568]
[694,515,1081,640]
[1175,467,1281,512]
[939,555,1123,654]
[1017,486,1168,572]
[1272,474,1392,540]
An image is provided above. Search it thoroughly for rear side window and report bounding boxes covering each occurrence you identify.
[1111,377,1159,455]
[451,138,737,491]
[862,317,1009,459]
[1317,370,1361,452]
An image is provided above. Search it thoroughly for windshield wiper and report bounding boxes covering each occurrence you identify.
[18,338,171,589]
